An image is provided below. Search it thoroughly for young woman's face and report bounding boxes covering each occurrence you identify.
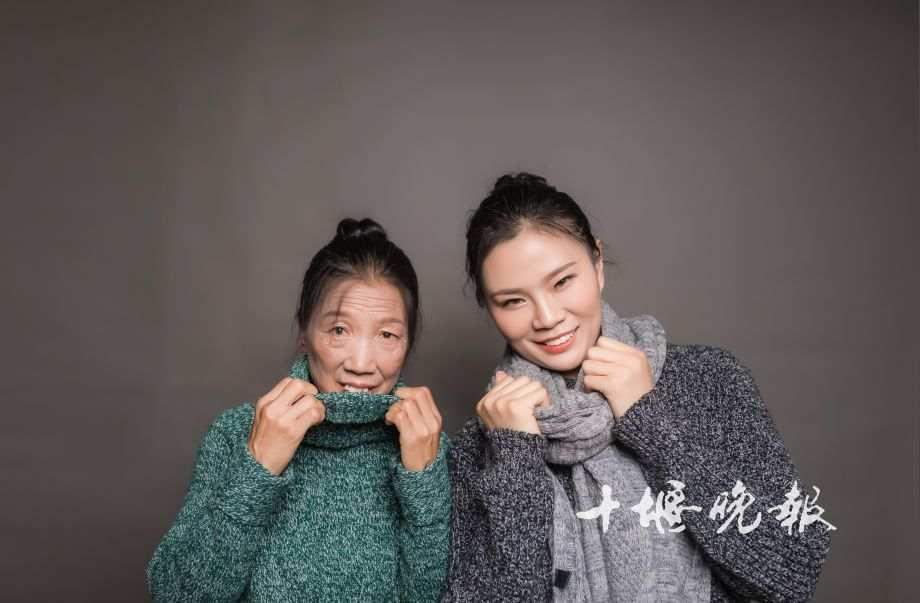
[481,227,604,377]
[302,277,409,394]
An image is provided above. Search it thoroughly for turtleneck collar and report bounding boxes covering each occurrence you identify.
[288,356,404,449]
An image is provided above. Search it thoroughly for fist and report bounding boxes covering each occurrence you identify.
[384,386,442,472]
[247,377,326,476]
[476,371,550,435]
[582,336,653,419]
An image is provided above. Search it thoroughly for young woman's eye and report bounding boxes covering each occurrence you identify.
[554,275,574,288]
[500,298,524,308]
[381,331,400,340]
[331,326,347,336]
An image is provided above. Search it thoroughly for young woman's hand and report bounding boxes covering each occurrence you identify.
[476,371,549,435]
[247,377,326,476]
[582,336,654,419]
[385,386,443,472]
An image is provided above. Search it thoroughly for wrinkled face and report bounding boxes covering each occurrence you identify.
[481,228,604,377]
[302,277,409,394]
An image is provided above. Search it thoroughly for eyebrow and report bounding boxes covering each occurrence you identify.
[490,261,578,296]
[318,309,405,326]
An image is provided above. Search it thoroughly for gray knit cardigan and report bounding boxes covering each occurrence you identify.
[442,344,832,602]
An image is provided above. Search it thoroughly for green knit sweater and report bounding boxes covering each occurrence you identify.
[146,358,451,602]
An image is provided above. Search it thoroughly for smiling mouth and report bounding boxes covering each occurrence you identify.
[340,384,377,393]
[538,327,578,347]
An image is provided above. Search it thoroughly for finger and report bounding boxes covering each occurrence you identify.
[583,374,606,394]
[586,345,630,364]
[395,399,425,436]
[394,386,417,400]
[596,336,643,355]
[487,375,533,401]
[411,395,441,434]
[490,370,512,389]
[264,380,310,419]
[386,408,407,428]
[292,398,325,423]
[587,347,637,370]
[397,386,433,407]
[476,397,493,427]
[409,386,441,425]
[500,379,544,403]
[582,358,618,376]
[512,387,548,411]
[481,376,515,406]
[273,379,318,407]
[285,392,322,420]
[504,380,551,409]
[256,377,293,411]
[384,400,403,425]
[488,378,534,416]
[263,377,293,401]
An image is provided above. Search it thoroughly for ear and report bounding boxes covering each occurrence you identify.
[594,238,605,292]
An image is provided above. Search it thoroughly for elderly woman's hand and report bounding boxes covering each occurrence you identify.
[385,386,443,472]
[247,377,326,476]
[582,336,654,419]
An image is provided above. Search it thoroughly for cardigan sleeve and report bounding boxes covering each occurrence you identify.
[391,431,452,602]
[441,424,554,603]
[146,412,294,602]
[613,347,832,603]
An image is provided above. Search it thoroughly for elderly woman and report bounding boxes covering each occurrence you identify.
[147,218,450,602]
[443,173,832,602]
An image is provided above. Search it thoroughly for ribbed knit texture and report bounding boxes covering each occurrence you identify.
[147,358,451,602]
[442,344,832,603]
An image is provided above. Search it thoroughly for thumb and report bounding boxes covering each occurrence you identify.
[525,388,551,409]
[492,370,510,388]
[383,401,401,426]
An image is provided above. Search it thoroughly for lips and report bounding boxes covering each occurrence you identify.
[537,327,578,354]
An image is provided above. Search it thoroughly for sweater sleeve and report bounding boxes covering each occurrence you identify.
[146,413,294,602]
[613,348,832,603]
[391,432,452,602]
[441,425,554,603]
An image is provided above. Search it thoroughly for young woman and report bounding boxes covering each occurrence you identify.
[147,218,450,602]
[443,174,832,602]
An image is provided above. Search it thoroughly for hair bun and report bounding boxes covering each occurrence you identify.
[493,172,549,193]
[336,218,388,241]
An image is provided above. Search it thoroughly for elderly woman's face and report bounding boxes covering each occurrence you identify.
[303,277,409,394]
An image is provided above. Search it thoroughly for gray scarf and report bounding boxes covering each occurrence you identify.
[496,302,711,602]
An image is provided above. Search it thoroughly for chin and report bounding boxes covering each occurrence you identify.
[544,358,582,375]
[522,346,582,374]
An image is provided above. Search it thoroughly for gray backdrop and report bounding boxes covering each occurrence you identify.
[1,1,917,601]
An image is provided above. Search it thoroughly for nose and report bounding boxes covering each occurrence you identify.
[343,337,375,375]
[532,295,564,331]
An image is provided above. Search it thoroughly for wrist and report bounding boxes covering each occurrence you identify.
[400,436,439,471]
[515,420,541,435]
[248,441,285,476]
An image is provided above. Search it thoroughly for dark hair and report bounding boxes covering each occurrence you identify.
[296,218,421,353]
[465,172,604,307]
